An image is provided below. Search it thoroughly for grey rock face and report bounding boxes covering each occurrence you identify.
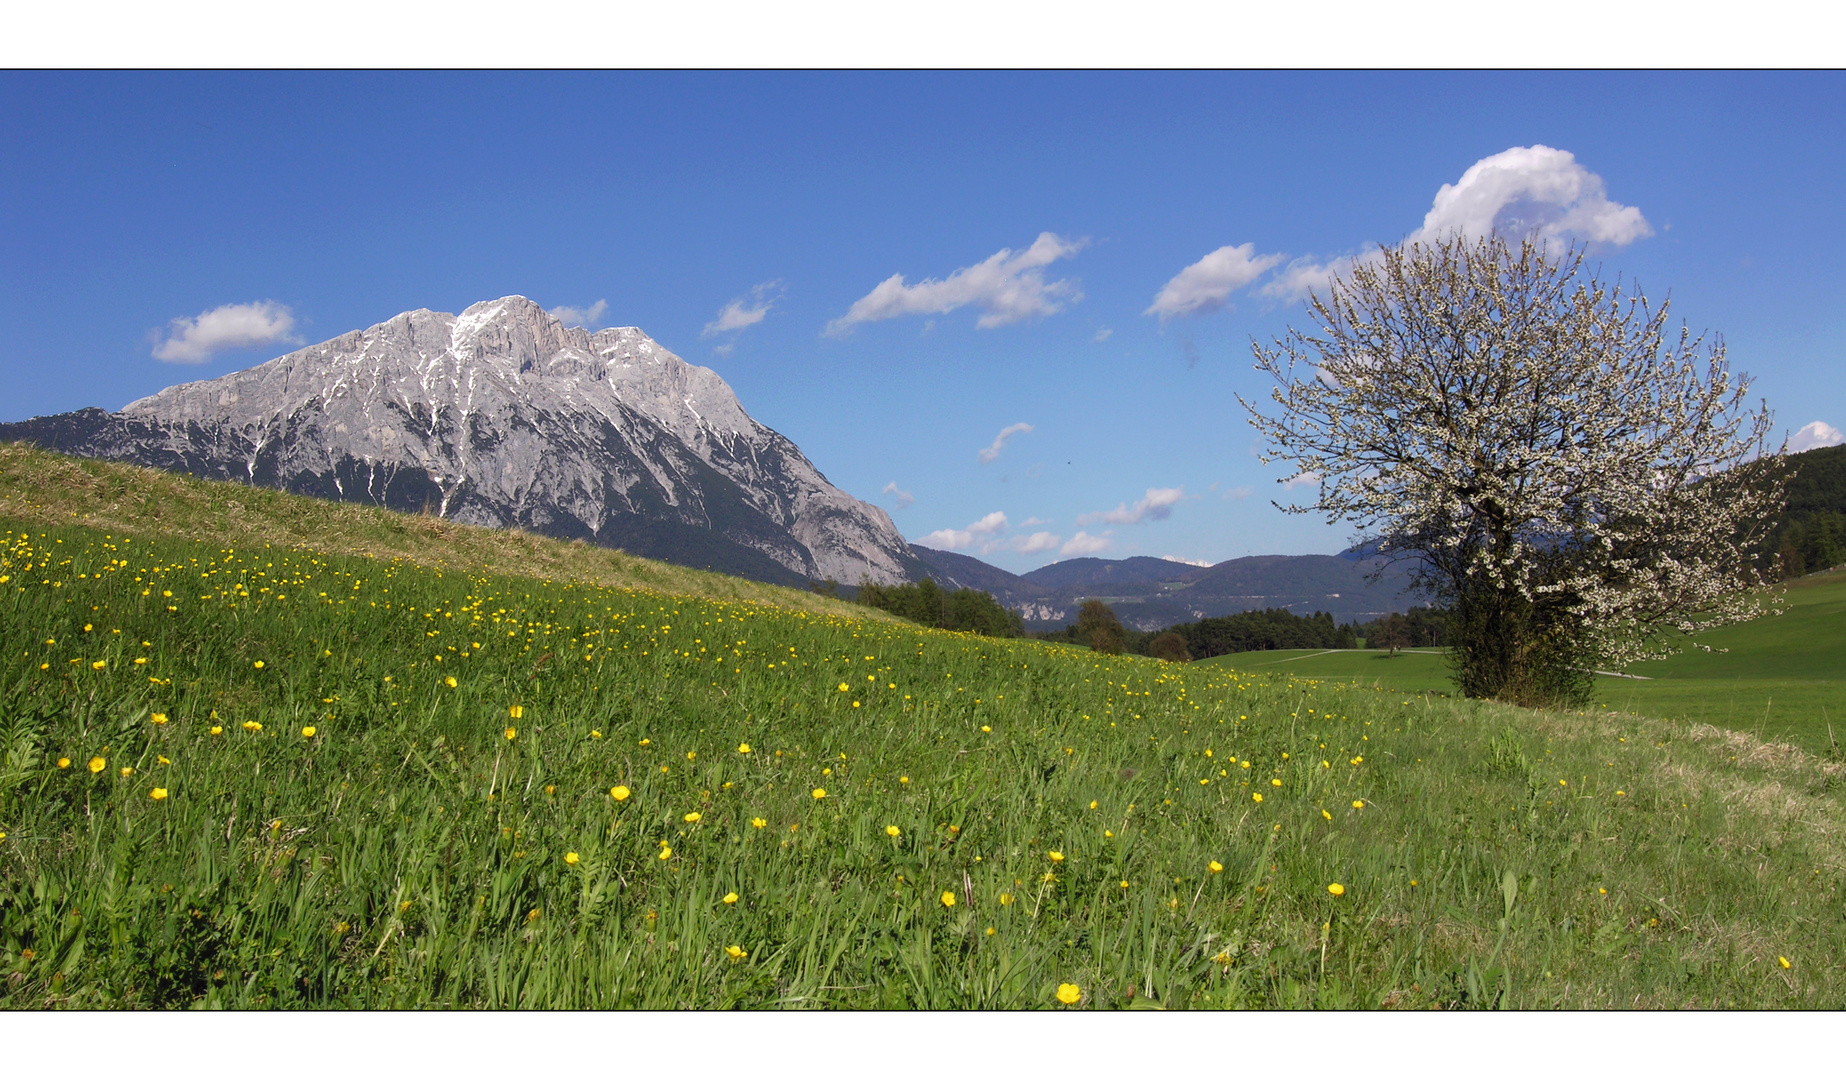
[2,296,924,587]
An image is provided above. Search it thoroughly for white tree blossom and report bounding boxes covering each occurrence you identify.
[1240,235,1785,701]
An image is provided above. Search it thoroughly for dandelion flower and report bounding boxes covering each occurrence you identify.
[1328,883,1345,897]
[723,892,739,905]
[1048,851,1065,863]
[610,786,631,801]
[151,713,169,725]
[940,891,956,908]
[725,945,747,961]
[750,817,766,828]
[57,756,71,769]
[811,787,826,800]
[886,825,901,837]
[564,851,580,865]
[684,812,702,823]
[301,726,316,738]
[1055,983,1081,1005]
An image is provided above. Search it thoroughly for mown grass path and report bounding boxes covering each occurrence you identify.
[3,519,1841,1008]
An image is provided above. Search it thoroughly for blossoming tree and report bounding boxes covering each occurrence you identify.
[1241,234,1786,706]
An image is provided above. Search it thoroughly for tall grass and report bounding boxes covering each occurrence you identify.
[2,518,1840,1008]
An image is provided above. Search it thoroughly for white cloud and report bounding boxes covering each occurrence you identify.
[1410,145,1652,248]
[1077,486,1186,526]
[1162,555,1212,567]
[151,300,301,364]
[1256,252,1368,305]
[1011,531,1062,554]
[1282,471,1321,490]
[825,233,1086,336]
[979,422,1034,464]
[915,511,1009,551]
[1145,242,1286,320]
[1059,531,1112,557]
[1222,485,1253,501]
[1790,421,1844,453]
[881,481,915,509]
[549,299,609,328]
[703,281,783,341]
[1093,327,1113,342]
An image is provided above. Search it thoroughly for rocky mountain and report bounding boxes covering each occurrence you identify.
[0,296,925,588]
[913,546,1421,631]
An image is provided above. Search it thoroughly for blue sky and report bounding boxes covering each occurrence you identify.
[3,71,1842,571]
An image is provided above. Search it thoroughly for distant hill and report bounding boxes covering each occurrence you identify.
[913,545,1423,631]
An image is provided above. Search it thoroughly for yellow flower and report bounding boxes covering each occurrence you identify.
[243,720,262,732]
[151,713,169,725]
[737,742,751,754]
[611,785,631,801]
[1352,800,1364,809]
[564,851,580,865]
[1322,809,1333,820]
[1048,851,1065,863]
[725,945,747,961]
[1252,793,1263,802]
[837,682,849,692]
[639,738,651,747]
[1088,800,1098,810]
[811,787,826,800]
[658,847,672,860]
[150,787,168,800]
[940,891,956,908]
[1055,983,1081,1005]
[120,766,134,777]
[1104,830,1114,838]
[1779,956,1792,969]
[684,812,702,823]
[822,767,832,776]
[1208,860,1223,874]
[899,776,909,784]
[253,660,264,669]
[91,660,106,671]
[590,730,602,739]
[687,751,697,761]
[999,893,1014,906]
[985,926,996,936]
[209,726,222,736]
[1328,882,1346,897]
[505,727,517,741]
[444,676,457,688]
[886,825,901,837]
[1120,880,1129,889]
[723,892,739,905]
[508,705,523,719]
[1271,778,1282,787]
[981,725,991,733]
[1559,779,1568,787]
[301,726,316,738]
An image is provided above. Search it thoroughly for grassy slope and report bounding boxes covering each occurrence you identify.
[0,443,885,625]
[1200,573,1846,755]
[1,489,1841,1007]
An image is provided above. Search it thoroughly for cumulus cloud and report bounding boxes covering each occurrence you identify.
[1011,531,1062,554]
[1162,555,1212,567]
[1145,242,1287,320]
[881,481,915,509]
[979,422,1034,464]
[1256,252,1370,305]
[1077,486,1186,527]
[549,299,609,328]
[825,233,1086,336]
[703,281,783,342]
[1409,145,1652,248]
[1222,485,1254,500]
[915,511,1009,552]
[151,300,301,364]
[1282,471,1321,490]
[1059,531,1112,557]
[1790,421,1844,453]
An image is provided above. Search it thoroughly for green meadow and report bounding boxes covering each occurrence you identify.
[1,447,1841,1009]
[1201,572,1846,756]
